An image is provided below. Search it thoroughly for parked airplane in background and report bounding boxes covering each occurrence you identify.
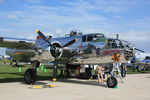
[135,52,150,61]
[129,52,150,71]
[0,29,143,88]
[0,55,11,59]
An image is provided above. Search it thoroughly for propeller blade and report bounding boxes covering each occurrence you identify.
[135,48,144,53]
[36,29,51,46]
[63,38,77,48]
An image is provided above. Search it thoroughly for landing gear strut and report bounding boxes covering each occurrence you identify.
[53,59,58,81]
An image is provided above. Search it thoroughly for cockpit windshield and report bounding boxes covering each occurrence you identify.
[93,33,105,42]
[82,33,105,42]
[94,34,104,40]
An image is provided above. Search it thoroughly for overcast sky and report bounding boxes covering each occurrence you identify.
[0,0,150,55]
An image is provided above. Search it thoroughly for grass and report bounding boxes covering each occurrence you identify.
[0,60,150,83]
[0,60,55,83]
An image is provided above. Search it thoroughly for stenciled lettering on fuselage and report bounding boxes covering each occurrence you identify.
[101,49,122,56]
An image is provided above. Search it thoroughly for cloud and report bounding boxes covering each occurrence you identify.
[120,30,150,42]
[128,18,150,30]
[64,0,138,14]
[94,0,150,13]
[2,4,107,38]
[26,0,41,3]
[6,15,18,19]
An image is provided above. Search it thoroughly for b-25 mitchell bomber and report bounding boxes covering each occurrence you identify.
[0,29,143,88]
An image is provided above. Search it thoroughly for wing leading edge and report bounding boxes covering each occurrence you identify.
[0,37,35,49]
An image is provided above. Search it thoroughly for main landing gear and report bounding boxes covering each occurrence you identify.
[24,68,36,84]
[24,62,40,84]
[24,60,58,84]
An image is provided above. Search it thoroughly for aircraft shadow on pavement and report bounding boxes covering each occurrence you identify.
[0,75,64,83]
[0,74,51,83]
[0,74,107,88]
[58,79,107,88]
[0,78,23,83]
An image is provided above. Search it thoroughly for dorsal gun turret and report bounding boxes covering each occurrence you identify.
[69,30,82,36]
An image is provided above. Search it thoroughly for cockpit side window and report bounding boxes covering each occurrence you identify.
[82,36,86,42]
[82,35,93,42]
[87,35,93,41]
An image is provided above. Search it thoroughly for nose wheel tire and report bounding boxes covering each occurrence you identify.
[106,76,118,88]
[24,68,36,84]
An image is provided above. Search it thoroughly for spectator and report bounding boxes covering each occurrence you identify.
[96,65,105,83]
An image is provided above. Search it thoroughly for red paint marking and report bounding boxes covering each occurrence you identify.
[78,43,82,49]
[36,36,42,39]
[101,49,122,56]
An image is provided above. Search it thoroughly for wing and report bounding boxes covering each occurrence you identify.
[0,37,35,49]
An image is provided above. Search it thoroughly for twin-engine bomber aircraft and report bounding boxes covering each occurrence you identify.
[0,30,143,88]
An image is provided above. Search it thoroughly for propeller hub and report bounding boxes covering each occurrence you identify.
[50,43,63,58]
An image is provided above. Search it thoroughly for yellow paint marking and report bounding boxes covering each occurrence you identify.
[36,29,39,33]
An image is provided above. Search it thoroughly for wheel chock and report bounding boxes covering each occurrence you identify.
[52,78,57,82]
[96,80,102,83]
[96,80,99,82]
[96,80,105,83]
[103,79,107,82]
[47,84,56,88]
[32,85,42,89]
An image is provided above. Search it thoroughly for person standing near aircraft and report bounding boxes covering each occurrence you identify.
[76,66,80,77]
[111,53,123,83]
[86,65,93,79]
[96,65,105,83]
[120,63,127,78]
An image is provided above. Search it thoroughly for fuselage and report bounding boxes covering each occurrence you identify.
[6,33,134,64]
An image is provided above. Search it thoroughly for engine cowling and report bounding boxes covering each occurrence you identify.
[50,43,63,58]
[124,49,134,61]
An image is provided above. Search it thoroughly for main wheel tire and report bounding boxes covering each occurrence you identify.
[106,76,118,88]
[24,68,36,84]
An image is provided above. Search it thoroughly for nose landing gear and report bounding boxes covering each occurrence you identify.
[106,76,118,88]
